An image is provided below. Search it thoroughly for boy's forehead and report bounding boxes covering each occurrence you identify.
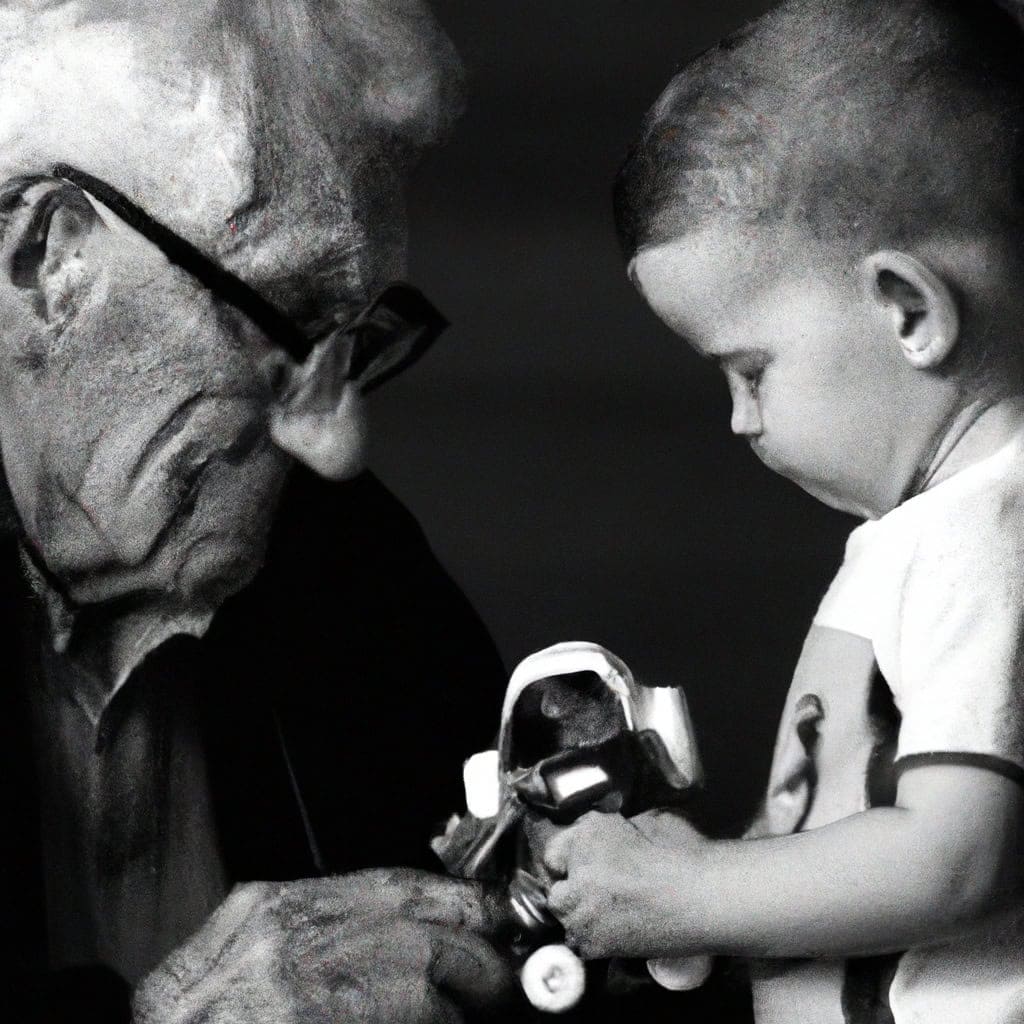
[631,227,770,342]
[632,222,840,354]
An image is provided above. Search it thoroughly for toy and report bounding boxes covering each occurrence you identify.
[433,642,712,1013]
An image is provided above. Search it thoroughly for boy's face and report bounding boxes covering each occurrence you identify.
[631,224,914,519]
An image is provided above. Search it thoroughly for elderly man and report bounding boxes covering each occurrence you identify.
[0,1,514,1020]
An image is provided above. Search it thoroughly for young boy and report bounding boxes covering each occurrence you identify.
[542,2,1024,1021]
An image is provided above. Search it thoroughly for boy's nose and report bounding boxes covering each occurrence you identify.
[730,392,763,438]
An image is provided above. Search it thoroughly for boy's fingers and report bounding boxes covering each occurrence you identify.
[546,880,577,917]
[542,827,572,877]
[523,812,560,852]
[542,811,615,876]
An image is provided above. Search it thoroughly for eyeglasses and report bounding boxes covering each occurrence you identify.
[52,164,449,395]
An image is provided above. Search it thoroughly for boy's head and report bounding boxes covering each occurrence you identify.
[618,0,1024,518]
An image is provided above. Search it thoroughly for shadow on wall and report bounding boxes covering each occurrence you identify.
[370,0,855,836]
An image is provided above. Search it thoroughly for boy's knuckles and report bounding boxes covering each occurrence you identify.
[541,831,569,872]
[546,880,578,915]
[573,811,618,844]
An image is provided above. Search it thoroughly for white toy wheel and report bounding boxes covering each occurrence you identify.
[520,944,586,1013]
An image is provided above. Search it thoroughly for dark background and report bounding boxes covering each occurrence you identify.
[370,0,856,837]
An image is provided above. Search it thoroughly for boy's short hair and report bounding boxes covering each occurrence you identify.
[614,0,1024,258]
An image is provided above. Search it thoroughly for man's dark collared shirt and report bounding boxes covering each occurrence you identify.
[28,638,228,983]
[3,469,507,1017]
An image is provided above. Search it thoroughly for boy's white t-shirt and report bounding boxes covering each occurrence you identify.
[806,428,1024,1019]
[753,425,1024,1024]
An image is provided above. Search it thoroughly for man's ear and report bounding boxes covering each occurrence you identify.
[268,334,367,481]
[268,283,446,481]
[862,250,960,370]
[7,180,101,322]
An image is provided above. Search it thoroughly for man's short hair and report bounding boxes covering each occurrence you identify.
[614,0,1024,257]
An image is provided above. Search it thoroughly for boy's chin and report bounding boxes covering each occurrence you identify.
[755,447,879,517]
[795,478,876,519]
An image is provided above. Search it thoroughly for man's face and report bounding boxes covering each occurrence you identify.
[632,223,909,519]
[0,0,457,615]
[0,179,289,610]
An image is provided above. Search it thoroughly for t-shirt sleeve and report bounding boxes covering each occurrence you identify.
[882,510,1024,782]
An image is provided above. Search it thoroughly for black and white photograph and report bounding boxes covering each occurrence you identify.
[1,2,1023,1022]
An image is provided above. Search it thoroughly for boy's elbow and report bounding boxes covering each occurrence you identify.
[899,766,1024,932]
[934,843,1022,928]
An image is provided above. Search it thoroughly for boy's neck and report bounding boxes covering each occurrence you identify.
[907,394,1024,500]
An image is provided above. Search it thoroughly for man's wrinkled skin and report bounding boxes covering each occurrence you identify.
[0,0,462,662]
[0,2,514,1020]
[0,177,289,635]
[133,871,517,1024]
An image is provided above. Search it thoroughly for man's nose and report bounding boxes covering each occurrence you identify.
[729,388,763,438]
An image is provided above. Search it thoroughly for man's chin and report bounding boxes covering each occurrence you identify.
[173,532,264,610]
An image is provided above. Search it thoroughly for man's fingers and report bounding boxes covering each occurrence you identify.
[425,923,518,1013]
[347,970,466,1024]
[394,873,508,938]
[420,988,464,1024]
[140,881,273,1001]
[281,870,506,937]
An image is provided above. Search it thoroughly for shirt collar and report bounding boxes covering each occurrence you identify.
[22,545,214,729]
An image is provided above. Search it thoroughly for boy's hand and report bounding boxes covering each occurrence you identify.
[541,810,709,959]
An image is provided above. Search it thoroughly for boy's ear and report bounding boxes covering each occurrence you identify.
[862,250,960,370]
[7,180,102,321]
[268,334,367,481]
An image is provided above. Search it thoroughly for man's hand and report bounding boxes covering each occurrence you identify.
[133,869,518,1024]
[541,810,709,960]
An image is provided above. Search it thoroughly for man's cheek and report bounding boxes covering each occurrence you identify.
[0,410,42,537]
[167,444,289,598]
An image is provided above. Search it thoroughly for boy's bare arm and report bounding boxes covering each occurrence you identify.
[542,765,1024,961]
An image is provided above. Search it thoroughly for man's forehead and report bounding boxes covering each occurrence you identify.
[0,0,460,318]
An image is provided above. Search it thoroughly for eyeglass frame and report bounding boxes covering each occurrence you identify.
[51,163,449,395]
